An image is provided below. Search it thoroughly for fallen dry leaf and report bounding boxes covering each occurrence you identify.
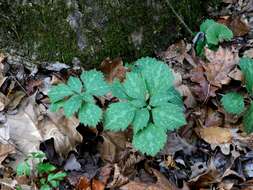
[108,164,129,189]
[204,108,223,127]
[100,57,127,83]
[196,127,232,145]
[218,16,250,37]
[76,176,90,190]
[6,91,26,110]
[244,49,253,59]
[0,144,15,165]
[190,47,239,101]
[190,65,218,101]
[92,179,105,190]
[98,164,113,185]
[204,47,239,87]
[5,94,82,168]
[97,131,128,163]
[177,85,196,108]
[120,169,185,190]
[158,40,191,64]
[228,67,243,81]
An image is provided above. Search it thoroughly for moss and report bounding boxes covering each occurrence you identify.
[0,1,79,63]
[0,0,221,67]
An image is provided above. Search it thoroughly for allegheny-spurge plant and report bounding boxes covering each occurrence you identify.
[220,57,253,134]
[194,19,233,55]
[16,151,67,190]
[48,70,110,126]
[105,57,186,155]
[48,57,186,156]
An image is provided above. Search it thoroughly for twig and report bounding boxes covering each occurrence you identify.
[165,0,194,36]
[10,74,30,97]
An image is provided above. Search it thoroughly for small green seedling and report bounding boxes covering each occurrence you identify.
[16,151,67,190]
[48,70,110,127]
[195,19,233,55]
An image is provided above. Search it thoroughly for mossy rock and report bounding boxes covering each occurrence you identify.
[0,0,220,67]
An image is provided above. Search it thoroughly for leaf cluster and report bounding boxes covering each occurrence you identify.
[48,70,110,127]
[105,57,186,155]
[16,151,67,190]
[48,57,186,156]
[195,19,233,55]
[220,57,253,134]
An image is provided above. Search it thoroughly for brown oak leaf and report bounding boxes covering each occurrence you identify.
[190,65,218,101]
[100,57,127,83]
[204,47,239,87]
[190,47,239,101]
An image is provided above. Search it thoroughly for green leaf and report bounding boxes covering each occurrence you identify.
[221,92,244,114]
[50,101,65,112]
[16,185,22,190]
[133,123,166,156]
[63,95,82,118]
[47,172,67,181]
[80,92,95,103]
[105,102,135,131]
[29,151,45,159]
[48,84,74,103]
[239,57,253,94]
[243,103,253,134]
[81,70,110,96]
[36,163,56,174]
[123,72,146,100]
[135,57,174,95]
[40,184,51,190]
[152,103,186,131]
[16,161,31,176]
[78,103,102,127]
[49,180,59,188]
[129,99,146,108]
[200,19,216,33]
[167,88,184,106]
[205,23,233,45]
[67,76,82,93]
[132,108,150,134]
[195,39,206,56]
[111,79,129,99]
[40,178,46,185]
[150,87,183,107]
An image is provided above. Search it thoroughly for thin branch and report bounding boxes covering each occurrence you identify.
[165,0,194,36]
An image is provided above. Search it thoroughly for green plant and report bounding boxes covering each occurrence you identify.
[219,57,253,134]
[105,57,186,155]
[48,57,186,156]
[195,19,233,55]
[221,92,244,114]
[238,57,253,133]
[16,151,67,190]
[48,70,110,127]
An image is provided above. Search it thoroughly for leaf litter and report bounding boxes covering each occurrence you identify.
[0,1,253,190]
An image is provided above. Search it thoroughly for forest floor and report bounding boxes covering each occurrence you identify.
[0,0,253,190]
